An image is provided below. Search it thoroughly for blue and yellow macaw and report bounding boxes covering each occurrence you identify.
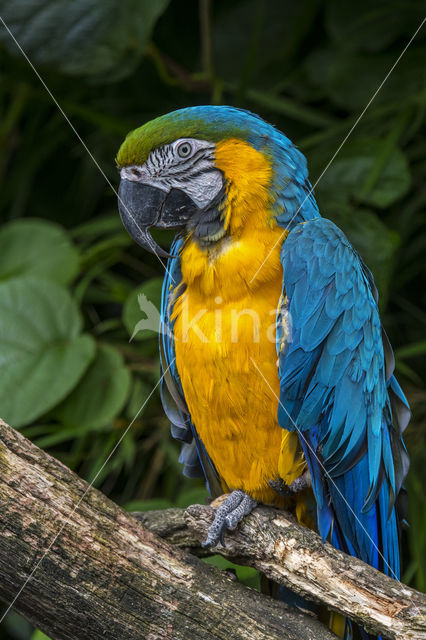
[116,106,410,639]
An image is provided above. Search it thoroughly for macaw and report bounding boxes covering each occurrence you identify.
[116,106,410,639]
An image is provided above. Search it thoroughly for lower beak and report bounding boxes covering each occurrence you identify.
[118,179,197,258]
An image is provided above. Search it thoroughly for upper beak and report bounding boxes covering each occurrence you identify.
[118,179,198,258]
[118,179,172,258]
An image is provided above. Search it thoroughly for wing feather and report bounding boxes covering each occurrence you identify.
[278,218,410,578]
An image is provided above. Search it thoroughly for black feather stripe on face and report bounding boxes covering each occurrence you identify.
[188,182,228,246]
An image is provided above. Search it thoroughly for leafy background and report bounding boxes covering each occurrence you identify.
[0,0,425,637]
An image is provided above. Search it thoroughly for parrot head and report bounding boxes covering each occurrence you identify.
[116,106,317,257]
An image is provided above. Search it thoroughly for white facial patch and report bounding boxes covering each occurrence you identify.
[120,138,223,208]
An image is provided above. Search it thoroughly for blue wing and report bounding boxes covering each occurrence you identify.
[159,237,222,496]
[277,218,410,580]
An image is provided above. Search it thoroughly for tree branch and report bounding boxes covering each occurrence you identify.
[136,501,426,640]
[0,418,336,640]
[1,417,424,640]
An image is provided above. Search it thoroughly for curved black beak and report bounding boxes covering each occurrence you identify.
[118,179,197,258]
[118,180,170,258]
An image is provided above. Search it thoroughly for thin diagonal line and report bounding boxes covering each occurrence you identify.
[250,16,426,285]
[0,16,176,284]
[0,359,175,623]
[250,356,400,582]
[0,16,178,618]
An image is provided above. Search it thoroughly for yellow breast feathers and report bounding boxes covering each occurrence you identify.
[172,139,307,506]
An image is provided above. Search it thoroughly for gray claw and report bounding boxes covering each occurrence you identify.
[289,470,311,492]
[269,470,311,497]
[269,478,292,496]
[225,493,257,530]
[202,490,257,548]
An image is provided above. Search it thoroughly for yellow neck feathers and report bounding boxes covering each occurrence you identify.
[179,139,286,301]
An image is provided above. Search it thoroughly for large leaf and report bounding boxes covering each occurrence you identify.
[304,47,426,111]
[213,0,321,85]
[123,277,163,342]
[315,138,411,209]
[0,0,170,78]
[54,344,131,429]
[0,219,79,284]
[326,0,426,52]
[0,276,95,427]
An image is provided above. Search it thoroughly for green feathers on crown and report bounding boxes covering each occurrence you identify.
[116,106,256,167]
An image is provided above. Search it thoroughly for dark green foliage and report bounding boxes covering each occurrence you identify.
[0,1,425,637]
[0,0,171,79]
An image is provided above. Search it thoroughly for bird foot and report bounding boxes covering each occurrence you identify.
[201,490,257,548]
[269,470,311,496]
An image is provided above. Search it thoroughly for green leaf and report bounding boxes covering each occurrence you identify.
[31,631,52,640]
[395,340,426,360]
[316,139,411,209]
[326,0,425,52]
[126,376,151,419]
[55,344,131,429]
[394,360,423,386]
[120,431,137,472]
[0,0,171,79]
[304,47,426,111]
[242,87,336,128]
[0,276,95,427]
[175,486,209,508]
[34,426,93,450]
[406,448,426,591]
[0,219,79,284]
[123,277,163,342]
[125,498,173,511]
[71,214,124,241]
[203,555,260,589]
[2,610,33,640]
[213,0,322,92]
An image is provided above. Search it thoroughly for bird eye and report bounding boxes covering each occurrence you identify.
[177,142,192,158]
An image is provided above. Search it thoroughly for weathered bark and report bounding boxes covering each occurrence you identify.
[136,502,426,640]
[0,418,336,640]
